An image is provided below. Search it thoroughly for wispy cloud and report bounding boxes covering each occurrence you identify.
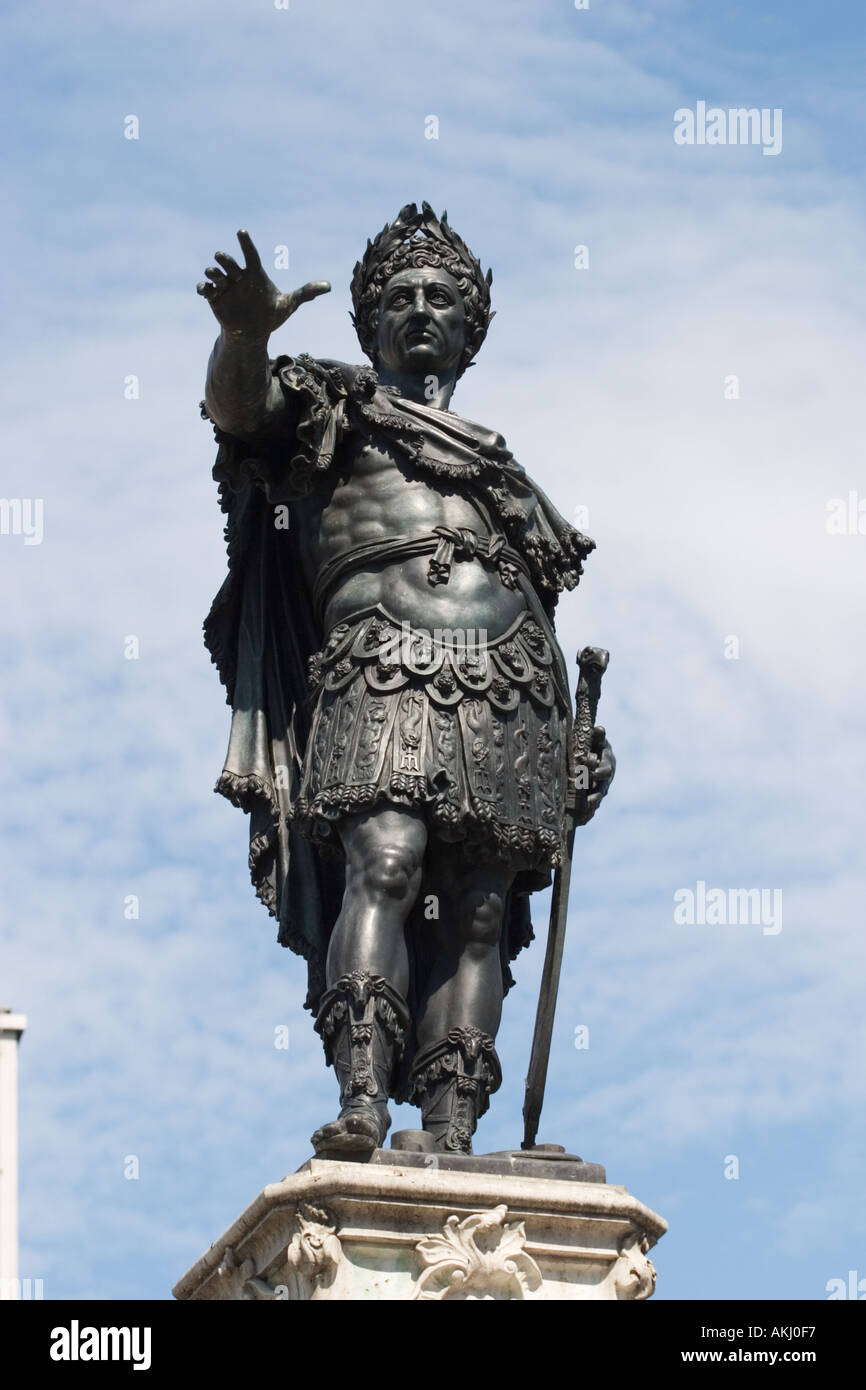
[1,0,863,1301]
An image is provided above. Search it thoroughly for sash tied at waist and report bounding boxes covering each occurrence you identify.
[313,527,528,624]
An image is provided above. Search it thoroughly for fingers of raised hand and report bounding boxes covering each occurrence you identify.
[236,228,262,270]
[296,280,331,305]
[275,281,331,322]
[214,251,243,282]
[200,264,231,297]
[278,281,331,320]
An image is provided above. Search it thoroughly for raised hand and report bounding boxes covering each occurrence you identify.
[196,229,330,339]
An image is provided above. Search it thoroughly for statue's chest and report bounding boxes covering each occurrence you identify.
[297,439,486,566]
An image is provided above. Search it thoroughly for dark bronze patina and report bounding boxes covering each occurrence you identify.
[197,204,614,1157]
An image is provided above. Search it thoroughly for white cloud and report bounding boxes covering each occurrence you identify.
[1,0,863,1301]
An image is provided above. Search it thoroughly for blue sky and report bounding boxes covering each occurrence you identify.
[1,0,864,1301]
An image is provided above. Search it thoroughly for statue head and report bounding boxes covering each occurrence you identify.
[351,202,494,380]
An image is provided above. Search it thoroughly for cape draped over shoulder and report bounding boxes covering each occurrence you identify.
[203,355,594,1014]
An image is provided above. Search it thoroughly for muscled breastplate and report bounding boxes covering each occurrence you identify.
[295,436,529,637]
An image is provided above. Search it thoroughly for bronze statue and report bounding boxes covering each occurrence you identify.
[197,203,614,1157]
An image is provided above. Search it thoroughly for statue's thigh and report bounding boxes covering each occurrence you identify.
[339,804,428,885]
[424,838,513,950]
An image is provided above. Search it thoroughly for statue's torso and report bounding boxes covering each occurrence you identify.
[294,433,528,637]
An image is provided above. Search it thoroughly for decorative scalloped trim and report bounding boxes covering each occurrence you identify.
[214,770,280,819]
[291,779,561,874]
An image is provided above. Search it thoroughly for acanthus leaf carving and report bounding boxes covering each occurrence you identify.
[413,1204,542,1301]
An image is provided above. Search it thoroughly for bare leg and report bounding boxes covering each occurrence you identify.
[410,844,514,1152]
[326,805,427,993]
[312,805,426,1154]
[415,852,513,1047]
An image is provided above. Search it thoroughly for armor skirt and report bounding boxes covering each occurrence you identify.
[289,607,568,874]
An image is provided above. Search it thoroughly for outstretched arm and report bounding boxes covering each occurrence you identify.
[198,229,330,438]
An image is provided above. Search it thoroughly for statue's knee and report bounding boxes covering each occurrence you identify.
[462,889,505,952]
[360,845,421,904]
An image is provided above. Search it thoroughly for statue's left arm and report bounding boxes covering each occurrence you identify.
[488,460,614,823]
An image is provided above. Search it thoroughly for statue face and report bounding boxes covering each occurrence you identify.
[375,266,466,377]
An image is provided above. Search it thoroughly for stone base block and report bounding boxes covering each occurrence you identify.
[173,1151,667,1301]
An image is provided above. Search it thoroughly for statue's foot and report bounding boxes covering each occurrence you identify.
[311,1105,387,1156]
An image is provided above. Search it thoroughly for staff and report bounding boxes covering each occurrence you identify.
[522,646,609,1151]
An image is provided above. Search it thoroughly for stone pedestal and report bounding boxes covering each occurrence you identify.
[173,1147,667,1301]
